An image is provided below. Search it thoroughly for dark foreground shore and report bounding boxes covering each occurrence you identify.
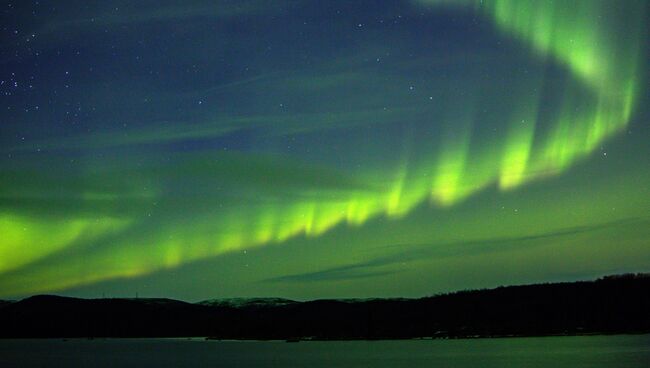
[1,274,648,339]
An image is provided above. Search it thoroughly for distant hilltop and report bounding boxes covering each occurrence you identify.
[598,273,650,281]
[1,273,649,340]
[197,297,298,309]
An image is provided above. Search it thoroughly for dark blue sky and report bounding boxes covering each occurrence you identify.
[1,0,649,301]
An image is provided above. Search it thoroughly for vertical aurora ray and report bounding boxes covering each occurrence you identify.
[419,0,646,184]
[0,0,646,297]
[431,113,473,206]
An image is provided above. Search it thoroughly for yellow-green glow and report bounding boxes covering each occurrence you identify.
[418,0,645,184]
[0,214,130,274]
[0,0,646,297]
[500,117,536,190]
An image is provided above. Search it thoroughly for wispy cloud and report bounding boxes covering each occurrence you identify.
[9,107,412,153]
[266,217,647,283]
[268,267,399,283]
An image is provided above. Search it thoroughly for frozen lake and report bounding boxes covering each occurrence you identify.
[1,334,649,367]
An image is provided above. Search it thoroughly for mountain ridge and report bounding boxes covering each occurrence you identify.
[1,273,648,339]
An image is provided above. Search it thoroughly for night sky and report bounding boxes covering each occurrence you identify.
[1,0,649,301]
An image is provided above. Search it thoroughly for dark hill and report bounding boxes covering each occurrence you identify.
[1,273,648,339]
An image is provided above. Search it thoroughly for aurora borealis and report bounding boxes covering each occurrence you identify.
[1,0,649,300]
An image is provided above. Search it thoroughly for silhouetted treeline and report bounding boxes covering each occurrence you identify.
[1,274,648,339]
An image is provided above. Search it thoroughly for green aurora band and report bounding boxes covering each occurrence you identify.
[0,0,647,296]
